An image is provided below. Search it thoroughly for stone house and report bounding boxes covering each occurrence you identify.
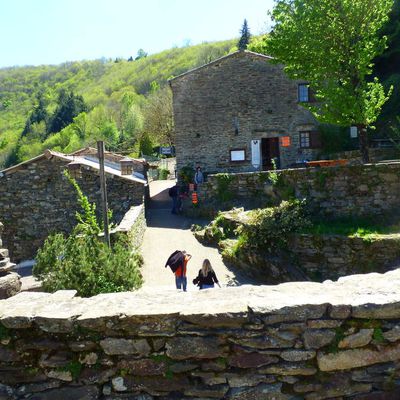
[169,50,320,174]
[0,148,148,261]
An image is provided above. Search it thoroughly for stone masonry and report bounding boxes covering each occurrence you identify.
[1,270,400,398]
[199,162,400,217]
[170,50,318,174]
[0,157,146,261]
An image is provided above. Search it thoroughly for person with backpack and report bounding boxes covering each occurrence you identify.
[193,259,221,290]
[165,250,192,292]
[168,184,179,214]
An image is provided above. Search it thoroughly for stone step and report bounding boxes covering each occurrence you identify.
[0,248,9,259]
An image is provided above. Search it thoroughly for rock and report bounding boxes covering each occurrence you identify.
[123,375,190,394]
[318,342,400,371]
[303,329,336,349]
[280,350,316,362]
[307,320,343,329]
[293,383,323,393]
[100,338,151,356]
[338,329,373,349]
[39,351,71,368]
[169,361,198,373]
[117,359,167,376]
[352,302,400,319]
[79,352,98,365]
[45,370,72,382]
[304,383,372,399]
[227,383,291,400]
[0,384,14,400]
[69,341,97,352]
[259,362,317,376]
[166,337,226,360]
[227,374,275,388]
[383,326,400,342]
[261,304,327,325]
[112,377,127,392]
[24,385,99,399]
[228,351,279,368]
[191,371,227,385]
[0,347,20,362]
[16,381,61,395]
[184,384,229,398]
[0,272,21,299]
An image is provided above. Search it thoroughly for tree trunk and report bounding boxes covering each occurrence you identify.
[358,124,370,164]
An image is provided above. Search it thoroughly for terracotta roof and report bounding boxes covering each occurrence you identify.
[0,149,147,185]
[168,50,274,83]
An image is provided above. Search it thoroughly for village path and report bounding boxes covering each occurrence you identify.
[139,180,254,292]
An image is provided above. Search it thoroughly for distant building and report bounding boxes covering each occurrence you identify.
[169,50,320,174]
[0,148,148,261]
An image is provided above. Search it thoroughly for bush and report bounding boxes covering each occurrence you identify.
[33,171,143,297]
[34,234,143,297]
[179,165,194,183]
[236,199,310,253]
[158,167,169,180]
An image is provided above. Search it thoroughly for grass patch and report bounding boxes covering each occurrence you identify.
[301,217,399,238]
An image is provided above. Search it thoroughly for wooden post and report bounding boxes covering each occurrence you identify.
[97,141,111,247]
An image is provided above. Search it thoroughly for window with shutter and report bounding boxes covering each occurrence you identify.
[299,132,310,148]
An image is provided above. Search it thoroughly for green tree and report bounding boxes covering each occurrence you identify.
[22,92,49,137]
[238,19,251,51]
[135,49,148,60]
[48,89,87,134]
[265,0,393,163]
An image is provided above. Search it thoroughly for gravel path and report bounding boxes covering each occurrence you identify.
[140,180,253,292]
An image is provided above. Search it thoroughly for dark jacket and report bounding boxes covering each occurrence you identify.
[165,250,184,273]
[193,269,219,289]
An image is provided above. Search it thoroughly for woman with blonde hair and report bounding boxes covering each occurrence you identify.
[193,259,221,290]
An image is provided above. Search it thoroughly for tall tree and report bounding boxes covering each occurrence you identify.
[266,0,393,163]
[48,89,87,134]
[238,19,251,50]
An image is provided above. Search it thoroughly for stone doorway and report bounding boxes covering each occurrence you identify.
[261,137,280,170]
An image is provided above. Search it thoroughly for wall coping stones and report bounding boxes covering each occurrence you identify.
[1,269,400,331]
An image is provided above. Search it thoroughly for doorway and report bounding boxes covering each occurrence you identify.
[261,138,280,170]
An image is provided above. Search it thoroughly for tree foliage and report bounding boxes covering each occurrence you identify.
[238,19,251,50]
[265,0,394,161]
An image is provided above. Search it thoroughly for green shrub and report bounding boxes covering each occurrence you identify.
[179,165,194,183]
[158,168,169,180]
[33,171,143,297]
[215,173,234,202]
[236,199,310,253]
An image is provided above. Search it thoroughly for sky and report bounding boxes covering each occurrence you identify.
[0,0,274,68]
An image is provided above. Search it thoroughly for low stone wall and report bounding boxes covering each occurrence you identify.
[292,233,400,281]
[0,157,146,261]
[325,148,399,165]
[2,270,400,398]
[110,204,146,249]
[198,162,400,217]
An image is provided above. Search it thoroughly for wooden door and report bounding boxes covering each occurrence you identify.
[261,138,280,170]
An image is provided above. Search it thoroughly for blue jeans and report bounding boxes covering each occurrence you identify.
[175,276,187,291]
[172,196,178,214]
[201,284,214,289]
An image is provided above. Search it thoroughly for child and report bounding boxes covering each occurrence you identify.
[193,259,221,289]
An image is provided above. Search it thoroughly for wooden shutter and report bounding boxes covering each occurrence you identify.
[310,131,322,149]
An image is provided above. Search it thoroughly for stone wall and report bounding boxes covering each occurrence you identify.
[325,148,399,166]
[0,157,146,261]
[170,51,318,174]
[2,270,400,398]
[292,233,400,281]
[198,162,400,217]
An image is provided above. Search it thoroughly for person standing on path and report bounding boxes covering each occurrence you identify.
[169,184,179,214]
[193,259,221,290]
[175,251,191,292]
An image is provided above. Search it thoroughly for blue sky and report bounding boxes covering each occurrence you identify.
[0,0,274,68]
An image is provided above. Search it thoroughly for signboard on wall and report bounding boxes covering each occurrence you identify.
[230,149,246,162]
[251,139,261,168]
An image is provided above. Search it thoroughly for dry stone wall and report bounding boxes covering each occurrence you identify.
[1,270,400,399]
[0,157,145,261]
[198,162,400,217]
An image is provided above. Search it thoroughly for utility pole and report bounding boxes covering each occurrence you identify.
[97,140,110,247]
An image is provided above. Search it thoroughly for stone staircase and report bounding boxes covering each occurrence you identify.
[0,222,21,298]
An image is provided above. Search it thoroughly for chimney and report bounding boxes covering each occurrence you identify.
[120,157,133,176]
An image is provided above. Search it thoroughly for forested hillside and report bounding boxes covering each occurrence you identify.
[0,40,236,168]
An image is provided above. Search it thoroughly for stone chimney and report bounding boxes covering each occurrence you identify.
[120,157,134,176]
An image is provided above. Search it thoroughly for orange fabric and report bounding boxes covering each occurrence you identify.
[175,255,190,277]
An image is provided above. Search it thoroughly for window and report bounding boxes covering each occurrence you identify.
[299,132,310,148]
[299,131,321,149]
[298,84,309,102]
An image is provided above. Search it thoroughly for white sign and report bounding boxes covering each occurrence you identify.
[230,149,245,162]
[350,126,358,138]
[251,139,261,168]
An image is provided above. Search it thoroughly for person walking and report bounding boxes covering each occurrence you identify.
[193,259,221,290]
[175,251,191,292]
[169,183,179,214]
